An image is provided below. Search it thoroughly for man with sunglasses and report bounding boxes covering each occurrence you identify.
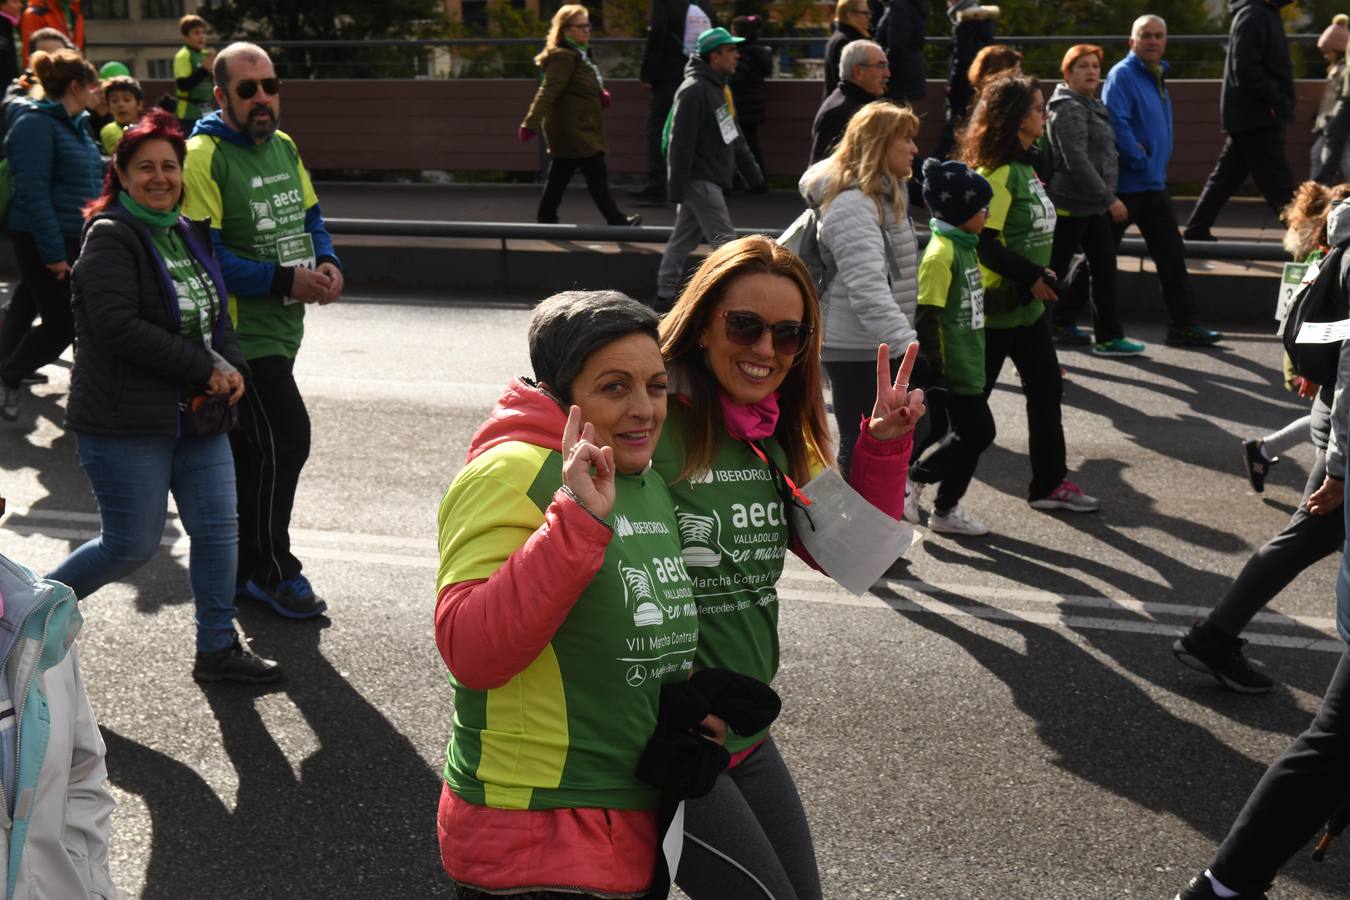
[183,41,342,621]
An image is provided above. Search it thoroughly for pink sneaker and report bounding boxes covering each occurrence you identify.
[1029,479,1100,512]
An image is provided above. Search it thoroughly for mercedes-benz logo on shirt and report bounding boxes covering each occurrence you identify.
[626,664,648,687]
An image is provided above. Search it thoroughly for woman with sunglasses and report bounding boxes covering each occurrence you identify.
[520,5,640,228]
[958,74,1100,514]
[653,235,924,899]
[800,101,924,481]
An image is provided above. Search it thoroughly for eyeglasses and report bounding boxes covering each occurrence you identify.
[720,310,814,355]
[235,78,281,100]
[567,22,592,30]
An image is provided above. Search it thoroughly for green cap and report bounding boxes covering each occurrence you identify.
[99,61,131,79]
[696,27,745,56]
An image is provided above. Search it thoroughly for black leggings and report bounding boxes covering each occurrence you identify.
[825,354,936,479]
[536,153,626,225]
[1206,451,1345,638]
[910,391,996,513]
[0,231,77,389]
[1049,212,1123,343]
[982,311,1067,501]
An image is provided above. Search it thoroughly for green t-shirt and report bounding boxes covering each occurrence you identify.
[652,403,795,754]
[173,46,214,123]
[182,130,317,360]
[120,193,217,346]
[918,221,986,396]
[440,443,698,811]
[978,161,1056,330]
[99,120,126,156]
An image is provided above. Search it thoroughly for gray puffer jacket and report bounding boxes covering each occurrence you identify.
[800,160,919,360]
[1046,82,1119,216]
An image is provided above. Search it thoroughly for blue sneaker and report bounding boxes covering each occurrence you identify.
[240,576,327,620]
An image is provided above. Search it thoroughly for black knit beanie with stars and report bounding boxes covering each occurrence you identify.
[920,158,993,226]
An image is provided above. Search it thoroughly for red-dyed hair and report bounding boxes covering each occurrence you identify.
[84,108,187,219]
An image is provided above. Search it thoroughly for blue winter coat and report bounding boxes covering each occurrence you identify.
[5,99,102,264]
[1101,52,1172,194]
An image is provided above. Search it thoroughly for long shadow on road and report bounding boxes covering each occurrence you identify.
[878,593,1350,896]
[103,608,449,899]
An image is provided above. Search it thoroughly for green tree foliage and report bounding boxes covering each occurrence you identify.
[201,0,446,79]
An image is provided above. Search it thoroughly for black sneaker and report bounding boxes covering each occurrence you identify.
[1052,324,1092,346]
[608,214,641,227]
[1173,622,1275,693]
[1242,438,1274,492]
[1183,228,1218,242]
[20,372,47,385]
[1166,325,1223,347]
[1174,873,1267,899]
[239,576,328,620]
[192,635,283,684]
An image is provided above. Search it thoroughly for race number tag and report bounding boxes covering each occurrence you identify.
[715,105,738,145]
[787,468,917,596]
[278,233,316,306]
[1275,261,1312,324]
[966,267,985,330]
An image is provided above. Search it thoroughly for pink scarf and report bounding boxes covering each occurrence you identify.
[719,390,780,441]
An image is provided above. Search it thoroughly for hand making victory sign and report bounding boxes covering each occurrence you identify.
[561,404,616,520]
[866,341,926,442]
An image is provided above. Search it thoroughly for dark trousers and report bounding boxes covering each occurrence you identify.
[1209,646,1350,893]
[1186,125,1297,236]
[824,354,936,479]
[1208,452,1345,637]
[536,153,627,225]
[643,77,680,193]
[0,280,34,372]
[230,354,310,587]
[1061,189,1199,329]
[0,231,77,389]
[983,312,1066,501]
[1049,212,1124,343]
[741,120,765,179]
[909,391,996,512]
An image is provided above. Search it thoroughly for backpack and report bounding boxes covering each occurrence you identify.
[1282,244,1349,385]
[779,205,830,293]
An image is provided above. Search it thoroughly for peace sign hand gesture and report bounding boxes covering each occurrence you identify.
[866,341,926,442]
[561,405,616,520]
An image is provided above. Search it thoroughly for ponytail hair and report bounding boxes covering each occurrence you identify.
[29,49,98,100]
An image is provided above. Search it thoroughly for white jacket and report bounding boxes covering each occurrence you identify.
[0,556,116,900]
[800,161,919,359]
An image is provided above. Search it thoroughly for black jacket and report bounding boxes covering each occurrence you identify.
[666,56,762,202]
[67,204,247,436]
[947,1,997,118]
[884,0,928,102]
[1220,0,1295,134]
[823,22,866,97]
[730,41,773,126]
[641,0,717,86]
[810,80,876,164]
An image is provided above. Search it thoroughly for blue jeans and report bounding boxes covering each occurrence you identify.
[49,432,239,652]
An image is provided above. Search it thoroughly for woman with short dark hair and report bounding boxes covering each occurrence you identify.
[520,5,639,228]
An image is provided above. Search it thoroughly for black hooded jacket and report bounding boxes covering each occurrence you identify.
[1220,0,1295,134]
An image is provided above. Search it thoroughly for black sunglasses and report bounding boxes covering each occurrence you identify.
[720,310,814,355]
[235,78,281,100]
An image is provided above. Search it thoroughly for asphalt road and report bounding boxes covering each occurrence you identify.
[0,293,1347,899]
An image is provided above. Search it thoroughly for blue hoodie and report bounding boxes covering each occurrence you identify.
[1101,52,1172,194]
[5,99,102,263]
[185,111,338,300]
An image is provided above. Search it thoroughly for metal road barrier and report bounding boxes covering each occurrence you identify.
[324,218,1290,263]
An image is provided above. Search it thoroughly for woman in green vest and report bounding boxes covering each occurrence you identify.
[959,74,1100,513]
[519,4,639,228]
[654,235,924,899]
[435,291,713,898]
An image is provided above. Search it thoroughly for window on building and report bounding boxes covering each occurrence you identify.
[85,0,130,18]
[147,58,174,79]
[141,0,183,18]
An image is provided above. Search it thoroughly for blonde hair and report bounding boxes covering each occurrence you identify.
[30,50,97,100]
[818,102,920,223]
[658,236,833,486]
[537,4,589,64]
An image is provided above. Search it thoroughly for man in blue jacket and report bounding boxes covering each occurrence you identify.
[1183,0,1296,241]
[1057,15,1223,348]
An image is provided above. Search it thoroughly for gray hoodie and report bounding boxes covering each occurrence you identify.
[1045,82,1119,216]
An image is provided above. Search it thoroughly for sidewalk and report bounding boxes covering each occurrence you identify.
[318,182,1292,323]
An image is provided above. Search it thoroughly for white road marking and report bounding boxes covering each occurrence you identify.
[4,511,1343,653]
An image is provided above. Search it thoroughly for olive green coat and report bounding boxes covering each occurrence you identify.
[522,46,607,159]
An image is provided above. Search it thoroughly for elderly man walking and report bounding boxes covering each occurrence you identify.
[1183,0,1296,241]
[810,39,888,164]
[184,42,343,620]
[1058,15,1223,348]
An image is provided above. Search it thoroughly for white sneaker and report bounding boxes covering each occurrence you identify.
[928,505,990,536]
[903,480,924,524]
